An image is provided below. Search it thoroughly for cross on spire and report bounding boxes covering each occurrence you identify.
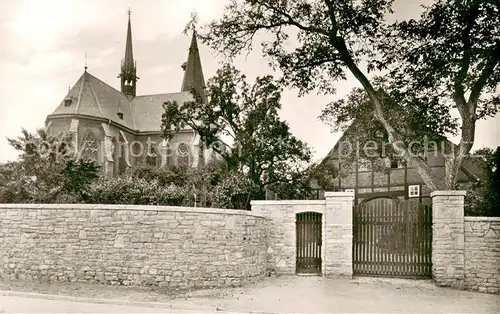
[84,52,88,71]
[127,7,131,17]
[183,10,199,35]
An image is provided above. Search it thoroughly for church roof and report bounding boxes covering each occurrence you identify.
[131,92,193,132]
[49,70,194,133]
[50,71,136,129]
[47,14,203,135]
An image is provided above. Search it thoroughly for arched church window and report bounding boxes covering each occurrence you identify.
[118,138,127,175]
[146,146,158,167]
[198,142,205,167]
[177,143,190,168]
[80,133,99,162]
[111,137,118,176]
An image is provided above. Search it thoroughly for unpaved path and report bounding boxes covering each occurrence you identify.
[1,276,498,313]
[180,276,500,313]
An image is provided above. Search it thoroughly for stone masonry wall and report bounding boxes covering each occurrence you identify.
[464,217,500,294]
[0,204,269,290]
[324,192,354,277]
[430,191,466,289]
[251,192,354,277]
[251,200,326,275]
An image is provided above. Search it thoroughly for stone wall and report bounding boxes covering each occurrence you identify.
[430,191,466,289]
[251,192,354,277]
[0,204,269,290]
[251,200,326,275]
[431,191,500,295]
[464,217,500,294]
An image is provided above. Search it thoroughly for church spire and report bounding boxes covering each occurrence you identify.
[119,8,138,98]
[181,29,207,103]
[124,8,134,70]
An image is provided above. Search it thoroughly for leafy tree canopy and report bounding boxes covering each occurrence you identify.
[161,64,312,197]
[2,129,100,203]
[464,146,500,217]
[199,0,500,190]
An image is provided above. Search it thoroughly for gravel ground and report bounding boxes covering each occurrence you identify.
[1,276,499,313]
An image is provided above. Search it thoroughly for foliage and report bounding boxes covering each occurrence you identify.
[0,161,30,203]
[205,168,259,210]
[0,127,291,209]
[61,159,100,200]
[1,129,100,203]
[307,161,339,191]
[132,164,189,186]
[81,174,187,206]
[464,147,500,217]
[161,64,312,197]
[200,0,500,191]
[0,128,258,209]
[319,81,449,171]
[374,0,500,121]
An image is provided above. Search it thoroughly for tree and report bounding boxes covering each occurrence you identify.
[200,0,500,191]
[0,161,30,203]
[319,78,456,172]
[464,147,500,217]
[269,160,340,199]
[161,64,312,198]
[4,128,100,203]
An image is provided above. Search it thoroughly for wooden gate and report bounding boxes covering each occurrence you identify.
[353,197,432,278]
[296,212,322,274]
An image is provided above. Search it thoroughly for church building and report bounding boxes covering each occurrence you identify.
[44,12,213,175]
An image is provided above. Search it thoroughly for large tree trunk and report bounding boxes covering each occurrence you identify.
[335,40,447,191]
[325,15,480,192]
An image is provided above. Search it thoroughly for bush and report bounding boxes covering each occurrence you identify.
[464,147,500,217]
[129,161,257,209]
[81,175,188,206]
[0,127,261,210]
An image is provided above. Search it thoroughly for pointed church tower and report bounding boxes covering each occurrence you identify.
[181,30,207,103]
[118,9,138,99]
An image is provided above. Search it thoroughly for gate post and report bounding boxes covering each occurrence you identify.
[430,190,466,289]
[324,191,355,278]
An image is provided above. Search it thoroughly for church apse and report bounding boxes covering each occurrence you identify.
[43,10,214,175]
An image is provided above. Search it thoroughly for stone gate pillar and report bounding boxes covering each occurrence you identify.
[324,191,354,278]
[430,190,466,289]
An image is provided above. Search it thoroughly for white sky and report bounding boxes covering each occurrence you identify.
[1,0,499,163]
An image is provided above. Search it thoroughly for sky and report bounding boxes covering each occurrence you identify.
[1,0,499,163]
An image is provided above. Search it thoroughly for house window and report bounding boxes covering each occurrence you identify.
[408,185,420,198]
[344,189,355,193]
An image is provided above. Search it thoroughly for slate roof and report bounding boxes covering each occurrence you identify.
[48,70,194,133]
[50,71,136,129]
[48,24,206,135]
[131,92,193,132]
